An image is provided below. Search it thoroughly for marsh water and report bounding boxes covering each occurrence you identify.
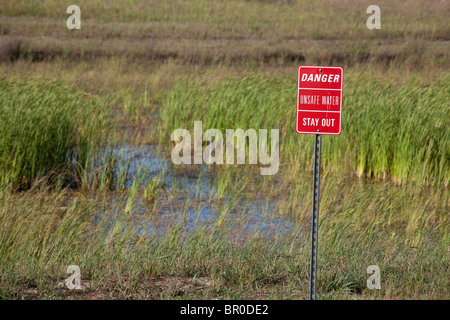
[106,143,301,241]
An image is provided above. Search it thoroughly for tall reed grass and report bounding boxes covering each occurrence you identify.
[160,73,449,186]
[0,79,108,190]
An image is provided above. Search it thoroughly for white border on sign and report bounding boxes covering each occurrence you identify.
[296,66,343,135]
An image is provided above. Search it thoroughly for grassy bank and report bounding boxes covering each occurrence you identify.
[0,181,448,300]
[3,0,449,40]
[1,0,448,68]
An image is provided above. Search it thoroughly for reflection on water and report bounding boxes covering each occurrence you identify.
[107,144,301,241]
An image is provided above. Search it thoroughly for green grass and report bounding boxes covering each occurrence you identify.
[0,79,108,190]
[0,0,448,300]
[0,61,447,300]
[2,0,449,41]
[160,72,449,187]
[0,181,447,299]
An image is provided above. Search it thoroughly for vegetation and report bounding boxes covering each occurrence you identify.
[0,1,448,67]
[0,79,108,190]
[161,73,449,186]
[0,182,447,299]
[0,0,448,300]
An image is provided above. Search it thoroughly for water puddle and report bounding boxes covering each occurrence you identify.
[106,143,299,241]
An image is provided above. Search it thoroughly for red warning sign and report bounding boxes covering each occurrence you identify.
[296,66,343,135]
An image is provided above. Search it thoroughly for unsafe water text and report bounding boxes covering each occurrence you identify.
[299,95,340,106]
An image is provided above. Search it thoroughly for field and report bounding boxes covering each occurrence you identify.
[0,0,448,300]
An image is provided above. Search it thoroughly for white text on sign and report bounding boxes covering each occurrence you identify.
[303,118,336,127]
[301,74,340,83]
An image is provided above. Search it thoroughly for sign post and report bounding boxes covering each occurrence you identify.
[310,132,321,300]
[296,66,343,300]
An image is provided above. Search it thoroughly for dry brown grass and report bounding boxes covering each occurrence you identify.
[0,37,21,62]
[0,0,448,68]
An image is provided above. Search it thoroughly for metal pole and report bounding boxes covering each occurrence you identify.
[310,133,321,300]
